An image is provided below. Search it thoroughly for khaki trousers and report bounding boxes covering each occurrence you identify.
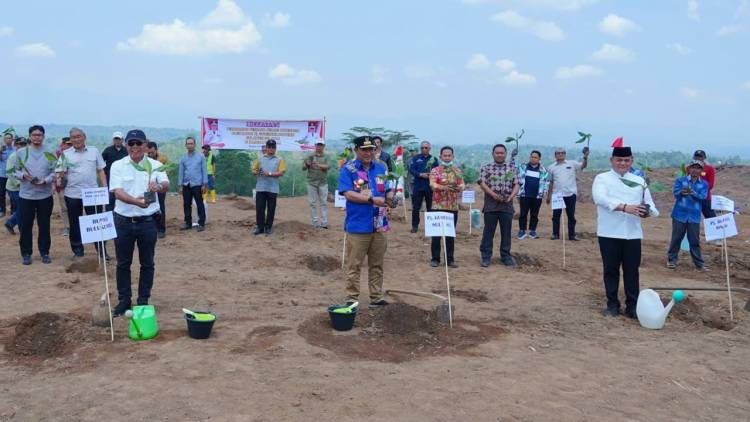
[56,190,69,230]
[345,232,387,302]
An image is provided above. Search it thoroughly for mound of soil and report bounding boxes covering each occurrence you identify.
[298,302,505,363]
[65,257,100,274]
[302,255,340,273]
[232,198,256,210]
[4,312,104,359]
[514,252,545,269]
[451,288,489,303]
[670,297,737,331]
[273,220,313,234]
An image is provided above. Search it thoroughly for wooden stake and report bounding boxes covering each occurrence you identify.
[442,235,453,328]
[723,231,734,321]
[468,204,472,236]
[341,232,347,270]
[562,212,566,269]
[100,231,114,342]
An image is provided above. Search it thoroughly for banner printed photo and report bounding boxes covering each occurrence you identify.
[201,117,325,152]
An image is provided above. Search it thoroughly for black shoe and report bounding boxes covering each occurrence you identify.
[22,255,31,265]
[623,308,637,319]
[41,255,51,264]
[4,222,14,235]
[136,298,149,306]
[157,231,166,239]
[104,254,112,261]
[320,225,329,229]
[551,235,560,240]
[448,261,458,269]
[569,235,580,241]
[265,227,273,236]
[112,301,131,317]
[602,307,620,317]
[430,259,439,267]
[179,224,192,230]
[368,299,389,309]
[73,251,84,258]
[410,227,418,233]
[501,258,517,267]
[480,259,490,268]
[196,225,205,232]
[252,226,264,235]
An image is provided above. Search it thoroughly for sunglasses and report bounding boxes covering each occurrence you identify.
[127,140,144,147]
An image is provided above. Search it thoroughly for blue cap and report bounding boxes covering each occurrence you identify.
[125,129,147,142]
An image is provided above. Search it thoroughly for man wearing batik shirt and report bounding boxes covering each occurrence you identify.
[478,144,519,268]
[429,146,465,268]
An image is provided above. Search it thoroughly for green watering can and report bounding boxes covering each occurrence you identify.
[125,305,159,341]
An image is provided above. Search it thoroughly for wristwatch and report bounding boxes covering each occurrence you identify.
[367,192,374,204]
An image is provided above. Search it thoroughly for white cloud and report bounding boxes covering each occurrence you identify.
[599,14,641,37]
[680,86,699,98]
[117,0,261,55]
[491,11,565,41]
[466,53,491,70]
[503,70,536,85]
[370,65,389,84]
[265,12,291,28]
[555,64,602,79]
[666,42,692,55]
[268,63,321,85]
[717,25,743,36]
[15,43,56,58]
[591,43,635,62]
[462,0,598,11]
[741,81,750,90]
[0,26,13,37]
[495,59,516,72]
[688,0,700,21]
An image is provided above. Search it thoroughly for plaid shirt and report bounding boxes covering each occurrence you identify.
[479,161,518,213]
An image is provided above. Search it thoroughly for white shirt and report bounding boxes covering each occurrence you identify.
[109,156,169,217]
[59,146,105,199]
[548,160,583,196]
[592,169,659,240]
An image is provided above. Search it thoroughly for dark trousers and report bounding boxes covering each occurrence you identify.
[256,191,278,229]
[431,211,458,263]
[65,196,108,256]
[19,196,53,257]
[667,218,703,267]
[701,198,716,219]
[552,194,577,237]
[598,236,641,311]
[155,192,167,233]
[114,213,157,304]
[7,190,21,228]
[518,196,542,231]
[0,177,7,213]
[182,185,205,226]
[106,192,116,212]
[411,189,433,229]
[480,211,513,261]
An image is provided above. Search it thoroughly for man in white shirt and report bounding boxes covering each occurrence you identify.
[592,146,658,318]
[109,129,170,317]
[56,128,108,258]
[546,147,588,240]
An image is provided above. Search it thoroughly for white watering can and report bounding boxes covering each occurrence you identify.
[636,289,685,329]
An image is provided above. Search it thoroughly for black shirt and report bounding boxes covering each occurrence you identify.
[101,145,128,183]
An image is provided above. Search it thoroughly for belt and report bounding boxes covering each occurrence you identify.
[115,213,156,223]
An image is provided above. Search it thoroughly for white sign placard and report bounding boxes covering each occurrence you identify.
[334,190,347,208]
[81,187,110,207]
[425,211,456,238]
[704,213,739,242]
[711,195,735,213]
[551,193,566,210]
[462,190,476,204]
[79,212,118,244]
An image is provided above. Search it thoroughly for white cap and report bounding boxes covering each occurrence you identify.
[315,139,325,145]
[112,131,123,139]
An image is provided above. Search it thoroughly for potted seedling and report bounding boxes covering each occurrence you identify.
[130,160,175,204]
[575,131,592,155]
[15,148,58,184]
[55,153,78,189]
[505,129,524,158]
[619,176,651,217]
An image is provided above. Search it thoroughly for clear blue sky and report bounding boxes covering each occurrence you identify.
[1,0,748,155]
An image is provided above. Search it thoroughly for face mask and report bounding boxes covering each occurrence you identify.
[440,160,454,167]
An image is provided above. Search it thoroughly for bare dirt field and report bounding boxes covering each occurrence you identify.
[1,166,749,421]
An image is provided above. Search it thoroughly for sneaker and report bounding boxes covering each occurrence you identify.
[502,258,517,268]
[320,225,329,229]
[430,259,439,267]
[368,299,389,309]
[480,259,490,268]
[265,227,273,236]
[136,298,149,306]
[602,307,620,317]
[157,231,166,239]
[569,235,580,241]
[4,222,15,235]
[448,261,458,269]
[252,226,264,235]
[623,308,637,319]
[179,224,192,230]
[22,255,31,265]
[551,234,560,240]
[196,225,205,232]
[41,255,51,264]
[112,301,131,317]
[410,227,418,233]
[667,261,676,269]
[517,230,527,240]
[528,231,538,239]
[697,265,711,272]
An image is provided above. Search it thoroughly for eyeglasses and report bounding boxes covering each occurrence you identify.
[555,151,566,155]
[421,146,429,149]
[127,140,144,147]
[30,133,44,137]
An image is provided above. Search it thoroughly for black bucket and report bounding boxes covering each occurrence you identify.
[327,306,357,331]
[185,311,216,339]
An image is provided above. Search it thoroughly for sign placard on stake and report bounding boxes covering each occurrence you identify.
[81,187,110,207]
[79,212,118,244]
[551,193,566,210]
[704,214,738,242]
[711,195,735,213]
[334,190,347,208]
[461,190,476,204]
[425,212,456,238]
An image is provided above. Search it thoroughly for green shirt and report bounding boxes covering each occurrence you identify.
[304,153,329,187]
[206,153,215,176]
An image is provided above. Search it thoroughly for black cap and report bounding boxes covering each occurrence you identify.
[353,136,376,149]
[202,144,211,151]
[371,135,383,143]
[693,149,706,158]
[125,129,147,142]
[612,146,632,157]
[688,160,704,168]
[265,139,277,148]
